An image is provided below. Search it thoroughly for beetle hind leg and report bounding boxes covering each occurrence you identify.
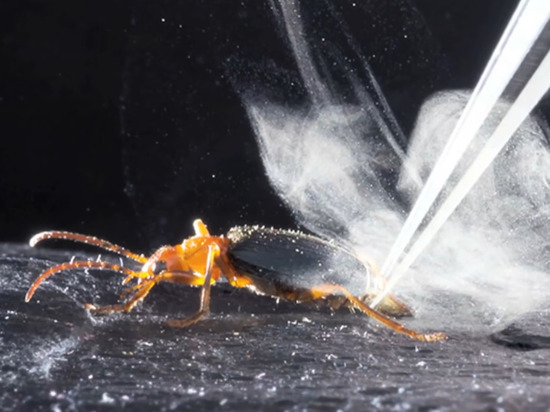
[310,283,446,342]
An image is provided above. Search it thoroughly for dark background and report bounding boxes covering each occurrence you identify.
[1,0,520,252]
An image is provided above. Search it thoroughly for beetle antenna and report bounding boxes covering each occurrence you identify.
[30,231,147,263]
[25,260,143,302]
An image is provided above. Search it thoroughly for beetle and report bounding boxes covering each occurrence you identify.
[25,219,445,342]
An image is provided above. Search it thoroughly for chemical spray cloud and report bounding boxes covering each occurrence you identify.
[237,1,550,332]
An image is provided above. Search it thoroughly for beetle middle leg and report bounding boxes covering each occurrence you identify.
[310,284,446,342]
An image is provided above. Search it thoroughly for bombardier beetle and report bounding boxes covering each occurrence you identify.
[26,219,446,342]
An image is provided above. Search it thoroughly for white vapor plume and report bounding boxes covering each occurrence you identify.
[239,1,550,332]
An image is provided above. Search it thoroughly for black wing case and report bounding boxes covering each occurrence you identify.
[226,226,372,296]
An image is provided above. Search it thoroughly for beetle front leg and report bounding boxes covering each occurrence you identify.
[87,270,206,315]
[86,280,157,314]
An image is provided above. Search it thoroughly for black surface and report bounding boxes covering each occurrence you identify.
[3,244,550,411]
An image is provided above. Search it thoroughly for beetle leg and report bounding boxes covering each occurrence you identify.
[165,244,219,328]
[86,280,157,314]
[216,254,254,288]
[310,284,446,342]
[88,270,207,314]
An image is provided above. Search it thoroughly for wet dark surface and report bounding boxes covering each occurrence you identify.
[2,243,550,411]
